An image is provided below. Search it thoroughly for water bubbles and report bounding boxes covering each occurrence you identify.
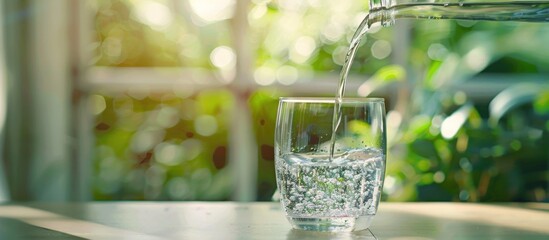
[277,149,384,218]
[294,203,304,211]
[305,202,314,209]
[343,171,354,179]
[282,199,291,206]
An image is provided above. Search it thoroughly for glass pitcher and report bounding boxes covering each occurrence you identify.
[364,0,549,27]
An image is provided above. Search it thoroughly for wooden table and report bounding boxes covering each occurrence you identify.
[0,202,547,239]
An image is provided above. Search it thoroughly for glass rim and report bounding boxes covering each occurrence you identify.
[279,97,384,103]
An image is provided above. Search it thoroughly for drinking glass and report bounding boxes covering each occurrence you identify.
[275,97,386,232]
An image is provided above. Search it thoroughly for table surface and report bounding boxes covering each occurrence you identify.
[0,202,548,240]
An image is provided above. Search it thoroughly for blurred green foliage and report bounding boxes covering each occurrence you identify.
[249,90,280,201]
[93,89,234,200]
[249,19,549,202]
[382,19,549,202]
[249,0,382,74]
[93,0,231,68]
[90,0,548,202]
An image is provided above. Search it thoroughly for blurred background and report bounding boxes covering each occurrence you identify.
[0,0,547,202]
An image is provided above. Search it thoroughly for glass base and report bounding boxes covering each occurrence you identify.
[287,215,374,232]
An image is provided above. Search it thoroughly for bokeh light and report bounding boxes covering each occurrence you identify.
[276,66,299,85]
[90,94,107,115]
[93,88,233,200]
[132,0,173,30]
[254,66,276,86]
[156,107,179,128]
[371,40,392,59]
[194,115,218,137]
[154,142,185,166]
[210,46,236,69]
[189,0,235,25]
[131,130,165,153]
[168,177,193,200]
[427,43,448,60]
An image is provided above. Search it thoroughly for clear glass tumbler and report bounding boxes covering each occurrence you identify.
[275,97,386,232]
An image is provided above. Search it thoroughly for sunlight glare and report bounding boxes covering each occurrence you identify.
[249,4,268,21]
[321,21,344,43]
[189,0,235,25]
[210,46,236,69]
[133,0,173,30]
[441,104,472,139]
[291,36,316,63]
[254,66,276,86]
[464,47,489,72]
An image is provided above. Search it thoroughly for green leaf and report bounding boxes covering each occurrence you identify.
[374,64,406,82]
[404,115,432,141]
[440,103,473,139]
[410,139,437,160]
[489,83,549,124]
[358,64,406,96]
[424,60,442,89]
